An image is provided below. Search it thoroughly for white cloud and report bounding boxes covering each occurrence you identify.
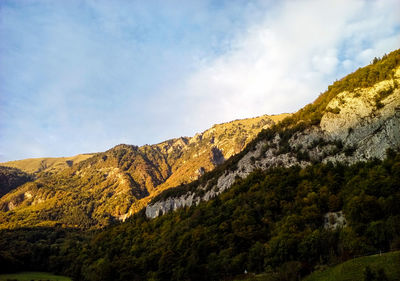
[158,0,400,133]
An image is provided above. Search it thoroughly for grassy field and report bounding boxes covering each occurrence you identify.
[235,251,400,281]
[303,251,400,281]
[0,272,71,281]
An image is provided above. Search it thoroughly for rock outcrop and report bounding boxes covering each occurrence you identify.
[324,211,347,230]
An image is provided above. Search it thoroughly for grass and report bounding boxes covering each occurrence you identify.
[235,251,400,281]
[303,251,400,281]
[0,272,71,281]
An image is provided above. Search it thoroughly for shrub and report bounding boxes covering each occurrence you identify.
[326,107,341,114]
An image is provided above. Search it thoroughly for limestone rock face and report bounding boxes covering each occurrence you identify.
[320,69,400,160]
[145,67,400,218]
[324,211,347,230]
[145,193,201,218]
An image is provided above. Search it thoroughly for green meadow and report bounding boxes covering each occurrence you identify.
[0,272,71,281]
[303,251,400,281]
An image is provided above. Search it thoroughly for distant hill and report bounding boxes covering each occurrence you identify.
[0,154,95,174]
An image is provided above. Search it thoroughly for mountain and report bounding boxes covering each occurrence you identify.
[0,114,288,228]
[1,49,400,229]
[0,154,94,174]
[145,49,400,218]
[0,49,399,281]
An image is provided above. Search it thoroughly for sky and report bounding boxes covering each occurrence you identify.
[0,0,399,161]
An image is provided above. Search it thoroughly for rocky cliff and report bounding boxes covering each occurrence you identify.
[146,54,400,218]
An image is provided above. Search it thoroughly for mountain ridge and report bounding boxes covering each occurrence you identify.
[145,50,400,218]
[0,113,288,228]
[0,154,95,174]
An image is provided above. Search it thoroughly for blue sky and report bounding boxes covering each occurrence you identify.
[0,0,399,161]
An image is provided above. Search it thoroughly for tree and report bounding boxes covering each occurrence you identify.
[247,242,266,273]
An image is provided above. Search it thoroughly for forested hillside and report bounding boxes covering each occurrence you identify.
[1,150,399,280]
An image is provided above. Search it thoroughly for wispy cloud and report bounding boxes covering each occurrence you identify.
[0,0,399,161]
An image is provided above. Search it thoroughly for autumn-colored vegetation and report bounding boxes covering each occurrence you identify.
[0,115,281,229]
[0,154,94,174]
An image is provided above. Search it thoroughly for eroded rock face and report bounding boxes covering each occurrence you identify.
[324,211,347,230]
[145,68,400,218]
[145,193,201,218]
[320,72,400,161]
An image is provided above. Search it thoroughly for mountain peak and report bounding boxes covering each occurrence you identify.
[111,144,138,151]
